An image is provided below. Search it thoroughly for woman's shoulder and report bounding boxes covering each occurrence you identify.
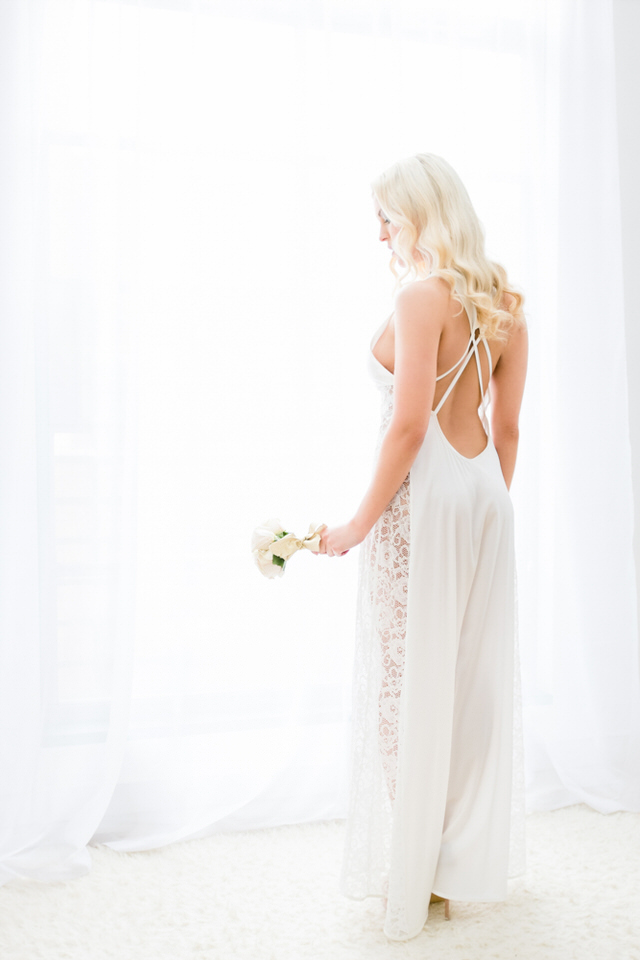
[496,296,528,363]
[393,276,451,313]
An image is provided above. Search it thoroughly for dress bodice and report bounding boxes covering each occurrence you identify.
[368,318,395,389]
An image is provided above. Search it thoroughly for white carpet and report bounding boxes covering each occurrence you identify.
[1,805,639,960]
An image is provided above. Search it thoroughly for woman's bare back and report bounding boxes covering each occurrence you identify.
[371,278,523,460]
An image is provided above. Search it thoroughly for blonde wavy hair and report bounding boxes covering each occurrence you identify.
[372,153,524,341]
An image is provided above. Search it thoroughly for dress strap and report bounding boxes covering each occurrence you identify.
[483,337,492,373]
[435,334,475,382]
[480,339,492,431]
[433,335,479,415]
[434,297,492,431]
[427,273,476,384]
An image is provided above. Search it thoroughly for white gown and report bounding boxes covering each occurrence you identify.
[340,286,526,941]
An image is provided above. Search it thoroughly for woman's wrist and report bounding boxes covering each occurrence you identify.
[350,514,372,544]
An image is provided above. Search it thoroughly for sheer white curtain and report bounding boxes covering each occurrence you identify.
[1,0,638,885]
[512,0,640,812]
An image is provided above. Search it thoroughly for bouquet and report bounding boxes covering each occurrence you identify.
[251,518,327,579]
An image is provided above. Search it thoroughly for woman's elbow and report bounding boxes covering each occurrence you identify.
[390,417,429,447]
[493,422,520,444]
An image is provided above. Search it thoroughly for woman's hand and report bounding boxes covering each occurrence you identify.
[317,520,366,558]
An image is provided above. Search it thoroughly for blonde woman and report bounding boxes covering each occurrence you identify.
[317,153,528,940]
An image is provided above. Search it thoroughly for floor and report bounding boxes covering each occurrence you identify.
[1,805,639,960]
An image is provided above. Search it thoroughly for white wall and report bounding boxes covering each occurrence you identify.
[613,0,640,641]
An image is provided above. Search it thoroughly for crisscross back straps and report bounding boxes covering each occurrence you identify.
[435,333,475,382]
[434,298,492,429]
[433,334,480,415]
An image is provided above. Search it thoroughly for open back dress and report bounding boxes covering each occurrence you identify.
[340,279,526,941]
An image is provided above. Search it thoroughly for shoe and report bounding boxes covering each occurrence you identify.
[429,893,451,920]
[384,893,451,921]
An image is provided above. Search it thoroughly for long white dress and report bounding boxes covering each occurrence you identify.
[340,285,526,941]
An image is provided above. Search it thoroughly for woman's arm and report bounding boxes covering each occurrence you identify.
[319,281,448,557]
[490,318,528,490]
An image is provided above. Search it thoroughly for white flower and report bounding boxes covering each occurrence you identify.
[251,519,326,578]
[254,546,286,579]
[251,518,287,553]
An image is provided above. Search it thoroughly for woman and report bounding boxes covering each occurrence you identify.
[317,153,528,941]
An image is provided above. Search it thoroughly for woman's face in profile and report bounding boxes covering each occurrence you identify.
[373,195,426,271]
[373,196,401,256]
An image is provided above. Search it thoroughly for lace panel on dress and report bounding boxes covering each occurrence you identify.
[340,383,408,897]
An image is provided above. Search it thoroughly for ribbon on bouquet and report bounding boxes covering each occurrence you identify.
[251,518,327,579]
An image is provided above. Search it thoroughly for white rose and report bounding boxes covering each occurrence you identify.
[254,546,285,579]
[251,518,286,553]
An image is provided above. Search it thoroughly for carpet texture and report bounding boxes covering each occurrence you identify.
[1,804,639,960]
